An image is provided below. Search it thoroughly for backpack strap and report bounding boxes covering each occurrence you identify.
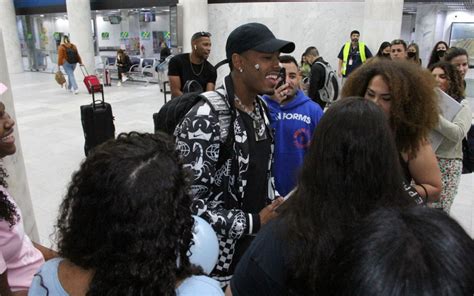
[200,89,232,142]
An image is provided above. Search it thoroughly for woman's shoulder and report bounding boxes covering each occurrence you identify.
[29,258,67,295]
[176,275,224,296]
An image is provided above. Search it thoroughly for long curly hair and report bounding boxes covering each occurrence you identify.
[0,164,19,227]
[278,98,412,295]
[55,132,198,295]
[429,61,465,102]
[342,59,439,155]
[427,41,449,68]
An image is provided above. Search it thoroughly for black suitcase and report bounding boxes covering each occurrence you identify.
[80,88,115,156]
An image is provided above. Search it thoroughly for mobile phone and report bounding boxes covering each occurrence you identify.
[276,67,286,89]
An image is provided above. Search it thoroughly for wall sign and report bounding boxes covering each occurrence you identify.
[141,31,150,39]
[101,32,110,40]
[120,31,129,39]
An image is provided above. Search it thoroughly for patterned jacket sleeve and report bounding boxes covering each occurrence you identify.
[175,101,255,239]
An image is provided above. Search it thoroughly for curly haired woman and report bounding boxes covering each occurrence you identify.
[228,98,414,296]
[341,59,442,203]
[429,62,472,212]
[29,132,223,295]
[0,102,45,295]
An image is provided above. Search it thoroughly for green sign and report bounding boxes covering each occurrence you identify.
[120,32,129,39]
[141,31,150,39]
[165,31,170,39]
[53,32,60,40]
[101,32,110,40]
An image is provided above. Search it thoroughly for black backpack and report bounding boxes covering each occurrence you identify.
[315,61,340,103]
[462,124,474,174]
[65,45,79,64]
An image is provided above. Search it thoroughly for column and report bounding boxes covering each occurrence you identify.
[0,0,24,73]
[65,0,95,74]
[362,0,404,55]
[415,4,440,66]
[0,29,39,242]
[179,0,209,53]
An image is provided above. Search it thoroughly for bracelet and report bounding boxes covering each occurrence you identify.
[419,184,429,203]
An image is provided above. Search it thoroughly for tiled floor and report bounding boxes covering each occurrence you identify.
[8,71,474,246]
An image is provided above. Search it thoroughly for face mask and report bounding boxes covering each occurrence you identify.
[437,50,446,57]
[407,52,416,58]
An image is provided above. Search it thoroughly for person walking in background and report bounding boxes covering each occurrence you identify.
[427,41,449,68]
[337,30,372,80]
[375,41,391,58]
[116,49,131,87]
[429,62,471,213]
[57,36,82,94]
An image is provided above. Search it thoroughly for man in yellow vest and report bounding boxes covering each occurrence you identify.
[337,30,372,79]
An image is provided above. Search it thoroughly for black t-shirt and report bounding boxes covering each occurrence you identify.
[227,109,271,274]
[337,43,373,77]
[167,53,217,92]
[231,219,299,296]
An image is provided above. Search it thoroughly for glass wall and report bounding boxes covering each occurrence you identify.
[17,7,171,72]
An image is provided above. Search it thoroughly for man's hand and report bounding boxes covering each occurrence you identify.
[259,197,285,226]
[270,81,289,104]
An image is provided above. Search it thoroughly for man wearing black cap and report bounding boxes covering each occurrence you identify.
[175,23,294,286]
[168,31,217,97]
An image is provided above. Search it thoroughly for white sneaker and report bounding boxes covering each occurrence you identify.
[117,81,122,87]
[74,89,79,95]
[122,76,128,83]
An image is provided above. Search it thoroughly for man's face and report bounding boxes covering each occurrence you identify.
[351,33,360,43]
[239,50,281,95]
[390,44,407,60]
[280,62,300,99]
[194,37,212,60]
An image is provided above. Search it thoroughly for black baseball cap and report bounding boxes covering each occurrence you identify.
[225,23,295,61]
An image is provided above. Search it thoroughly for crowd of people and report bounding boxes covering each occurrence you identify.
[1,22,474,295]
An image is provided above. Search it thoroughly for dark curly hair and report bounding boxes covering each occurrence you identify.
[429,61,465,102]
[279,98,412,295]
[342,58,439,155]
[0,165,19,227]
[427,41,449,68]
[55,132,198,295]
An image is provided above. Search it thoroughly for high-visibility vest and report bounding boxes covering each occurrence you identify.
[341,41,367,75]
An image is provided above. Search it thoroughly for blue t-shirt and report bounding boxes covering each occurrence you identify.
[29,258,223,296]
[263,90,323,196]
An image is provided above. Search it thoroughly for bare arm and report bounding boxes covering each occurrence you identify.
[406,142,442,202]
[0,271,13,296]
[206,82,215,92]
[337,59,343,77]
[168,75,183,98]
[33,242,58,261]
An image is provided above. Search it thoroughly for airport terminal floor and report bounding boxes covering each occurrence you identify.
[9,71,474,246]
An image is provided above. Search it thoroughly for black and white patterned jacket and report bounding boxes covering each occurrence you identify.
[175,77,276,283]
